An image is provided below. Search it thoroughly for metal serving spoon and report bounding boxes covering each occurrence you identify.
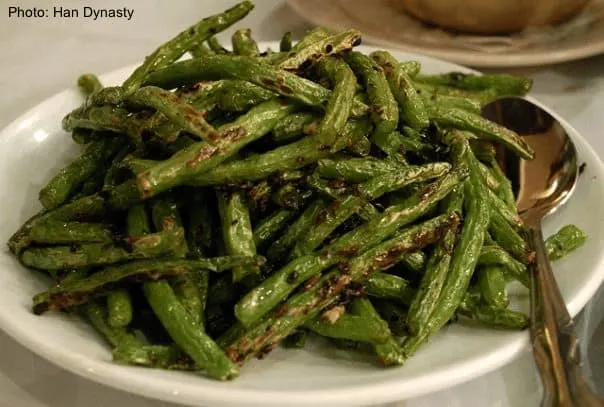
[482,97,604,407]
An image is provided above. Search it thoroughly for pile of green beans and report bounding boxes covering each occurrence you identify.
[8,1,588,380]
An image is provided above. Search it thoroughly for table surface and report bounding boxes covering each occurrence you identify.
[1,1,604,406]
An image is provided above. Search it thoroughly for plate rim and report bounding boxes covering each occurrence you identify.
[1,43,604,406]
[286,0,604,68]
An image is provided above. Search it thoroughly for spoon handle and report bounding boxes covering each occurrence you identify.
[526,226,604,407]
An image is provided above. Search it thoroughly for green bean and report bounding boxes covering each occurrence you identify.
[370,50,428,130]
[399,61,421,77]
[317,156,407,183]
[216,81,275,112]
[253,209,296,248]
[208,36,229,54]
[217,191,260,282]
[281,330,307,348]
[416,72,532,97]
[403,137,490,357]
[266,199,326,262]
[77,74,103,96]
[292,162,451,257]
[61,106,141,142]
[278,29,361,70]
[373,299,408,337]
[184,191,213,257]
[489,158,517,211]
[366,273,414,304]
[478,161,500,191]
[143,55,369,117]
[312,57,357,146]
[126,203,152,236]
[136,99,295,198]
[71,128,94,145]
[291,27,332,51]
[470,140,497,162]
[128,86,218,142]
[107,289,133,328]
[350,299,406,366]
[143,280,239,380]
[458,296,528,330]
[279,31,293,52]
[188,120,372,186]
[86,301,194,369]
[9,193,109,255]
[304,298,390,343]
[39,138,119,210]
[237,172,462,327]
[478,245,529,287]
[477,266,509,309]
[345,51,399,140]
[295,162,452,255]
[373,130,433,159]
[22,228,186,271]
[304,309,390,344]
[414,83,499,107]
[272,112,319,143]
[151,196,208,323]
[487,187,522,229]
[347,133,371,156]
[430,109,534,159]
[421,92,482,114]
[121,1,254,95]
[545,224,587,261]
[29,220,114,244]
[489,211,533,264]
[407,186,463,335]
[225,213,459,363]
[150,197,182,233]
[231,28,259,57]
[190,43,214,58]
[184,198,211,326]
[32,256,257,314]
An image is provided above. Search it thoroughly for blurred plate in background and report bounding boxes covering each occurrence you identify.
[287,0,604,68]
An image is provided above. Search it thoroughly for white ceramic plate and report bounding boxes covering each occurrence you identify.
[1,44,604,407]
[287,0,604,68]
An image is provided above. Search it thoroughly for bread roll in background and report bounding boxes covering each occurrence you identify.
[394,0,590,34]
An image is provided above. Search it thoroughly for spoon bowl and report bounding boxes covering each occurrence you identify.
[482,97,603,407]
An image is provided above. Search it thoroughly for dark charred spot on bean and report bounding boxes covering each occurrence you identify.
[352,36,362,46]
[315,210,327,225]
[188,27,197,36]
[280,85,294,94]
[256,344,276,360]
[230,219,239,227]
[261,77,277,87]
[338,245,359,257]
[208,27,218,35]
[374,105,385,116]
[222,126,248,142]
[337,260,350,273]
[185,145,219,168]
[303,274,322,290]
[296,156,305,164]
[69,244,80,253]
[416,89,422,94]
[286,271,299,284]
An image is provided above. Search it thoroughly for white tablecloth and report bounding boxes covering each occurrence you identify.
[1,1,603,406]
